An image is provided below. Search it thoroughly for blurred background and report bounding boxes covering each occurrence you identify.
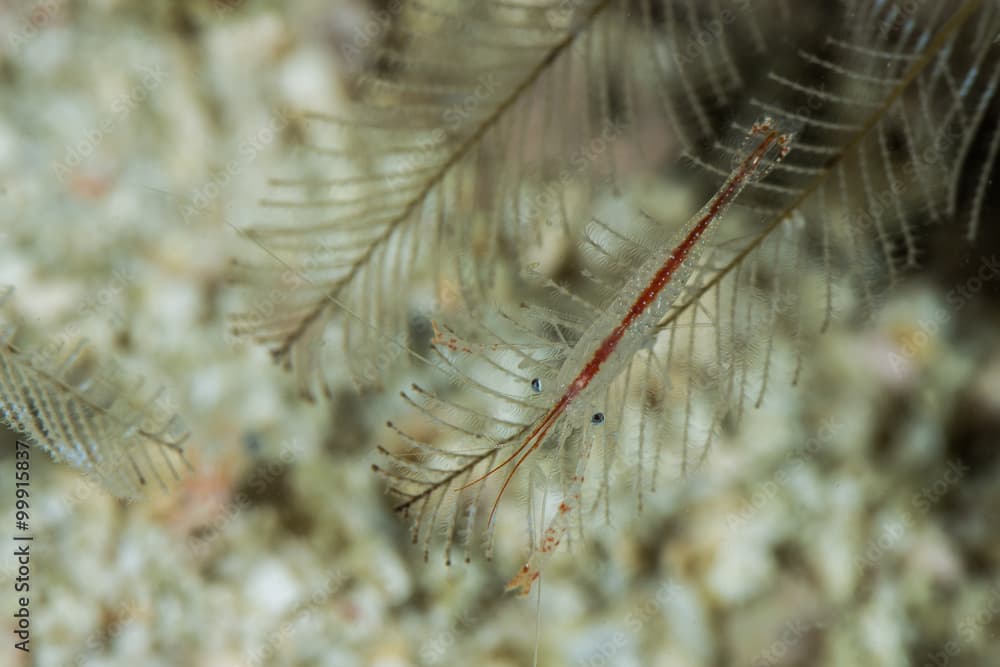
[0,1,998,666]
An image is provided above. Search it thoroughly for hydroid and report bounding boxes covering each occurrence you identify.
[0,287,191,498]
[230,0,779,397]
[370,0,1000,593]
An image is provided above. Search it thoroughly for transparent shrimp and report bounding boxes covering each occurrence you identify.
[504,118,795,594]
[373,118,796,592]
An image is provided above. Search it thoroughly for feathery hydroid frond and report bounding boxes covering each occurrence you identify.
[375,0,1000,593]
[0,287,191,498]
[658,0,1000,363]
[230,0,777,397]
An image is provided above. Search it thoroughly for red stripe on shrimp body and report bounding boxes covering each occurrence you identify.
[567,127,782,400]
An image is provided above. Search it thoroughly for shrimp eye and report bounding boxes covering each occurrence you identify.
[530,378,542,393]
[591,412,605,425]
